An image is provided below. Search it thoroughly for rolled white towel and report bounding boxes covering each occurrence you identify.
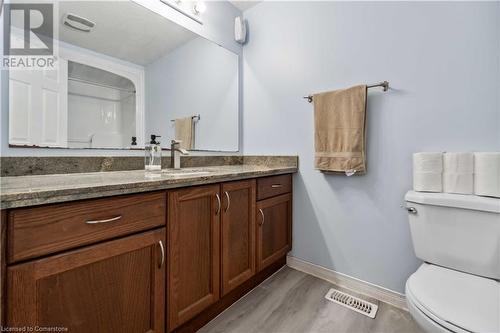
[474,152,500,198]
[413,172,442,192]
[413,153,443,192]
[443,152,473,173]
[443,153,474,194]
[443,173,473,194]
[413,152,443,173]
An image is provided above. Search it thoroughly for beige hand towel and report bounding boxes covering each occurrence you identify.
[175,117,194,150]
[314,85,367,173]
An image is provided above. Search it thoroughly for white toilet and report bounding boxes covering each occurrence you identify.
[404,191,500,333]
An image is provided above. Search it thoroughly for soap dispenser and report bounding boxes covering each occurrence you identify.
[145,134,162,173]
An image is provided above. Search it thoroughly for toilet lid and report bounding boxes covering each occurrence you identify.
[407,263,500,333]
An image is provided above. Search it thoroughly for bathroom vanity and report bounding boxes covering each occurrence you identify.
[1,0,293,330]
[0,162,296,332]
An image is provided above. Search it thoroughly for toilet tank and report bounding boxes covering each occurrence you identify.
[405,191,500,279]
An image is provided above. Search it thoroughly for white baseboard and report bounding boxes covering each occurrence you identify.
[286,255,408,310]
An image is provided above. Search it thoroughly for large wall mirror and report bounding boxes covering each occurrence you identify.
[7,0,239,152]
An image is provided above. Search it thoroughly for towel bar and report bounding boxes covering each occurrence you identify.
[170,114,201,122]
[303,81,389,103]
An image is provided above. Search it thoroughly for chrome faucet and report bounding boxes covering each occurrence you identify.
[170,140,189,169]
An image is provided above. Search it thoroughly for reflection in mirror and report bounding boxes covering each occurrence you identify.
[7,0,239,152]
[67,62,137,149]
[147,36,238,152]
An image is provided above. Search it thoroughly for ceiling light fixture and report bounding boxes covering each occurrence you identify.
[193,1,206,15]
[160,0,204,24]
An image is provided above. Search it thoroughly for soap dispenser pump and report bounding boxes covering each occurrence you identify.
[145,134,162,172]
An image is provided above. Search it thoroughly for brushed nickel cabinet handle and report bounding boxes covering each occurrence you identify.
[158,240,165,268]
[85,215,122,224]
[224,191,230,212]
[259,209,265,226]
[216,193,221,215]
[271,184,283,188]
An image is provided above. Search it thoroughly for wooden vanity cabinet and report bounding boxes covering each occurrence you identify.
[1,210,6,327]
[221,179,256,296]
[7,228,166,333]
[7,192,166,263]
[167,185,221,331]
[256,194,292,272]
[257,174,292,200]
[167,176,292,332]
[1,173,293,333]
[256,175,292,272]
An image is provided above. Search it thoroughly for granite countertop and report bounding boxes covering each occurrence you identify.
[0,165,297,209]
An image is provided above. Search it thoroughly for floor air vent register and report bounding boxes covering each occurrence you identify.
[325,288,379,318]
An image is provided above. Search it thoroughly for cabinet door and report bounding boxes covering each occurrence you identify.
[221,180,256,296]
[168,185,220,331]
[7,229,166,333]
[256,193,292,272]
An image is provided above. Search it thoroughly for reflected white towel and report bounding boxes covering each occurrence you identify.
[175,117,194,150]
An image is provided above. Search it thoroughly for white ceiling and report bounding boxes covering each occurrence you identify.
[59,1,197,66]
[229,1,261,12]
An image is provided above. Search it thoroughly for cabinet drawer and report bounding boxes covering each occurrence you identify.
[8,192,166,263]
[257,174,292,201]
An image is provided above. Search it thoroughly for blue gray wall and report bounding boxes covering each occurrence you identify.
[242,1,500,293]
[146,37,239,152]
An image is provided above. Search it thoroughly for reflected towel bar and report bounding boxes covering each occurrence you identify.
[170,114,201,122]
[303,81,389,103]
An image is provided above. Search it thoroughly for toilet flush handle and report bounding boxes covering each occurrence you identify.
[406,207,418,214]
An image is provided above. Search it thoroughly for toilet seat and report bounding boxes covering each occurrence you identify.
[406,290,457,333]
[406,263,500,333]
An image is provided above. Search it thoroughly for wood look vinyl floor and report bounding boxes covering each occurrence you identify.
[199,267,424,333]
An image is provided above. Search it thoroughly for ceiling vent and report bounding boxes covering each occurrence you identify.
[63,13,95,33]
